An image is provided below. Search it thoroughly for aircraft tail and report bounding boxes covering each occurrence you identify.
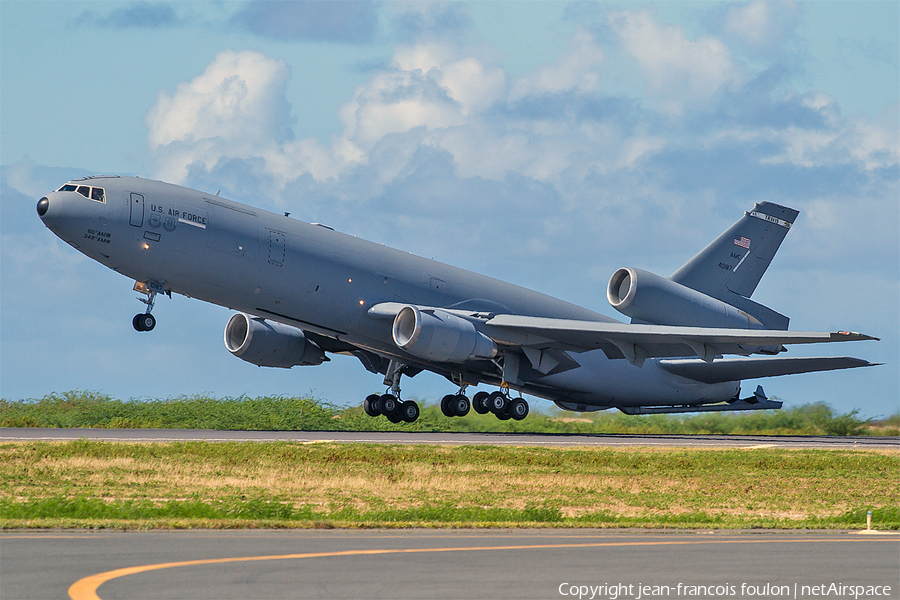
[669,202,799,330]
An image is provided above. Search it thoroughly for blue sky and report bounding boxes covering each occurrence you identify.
[1,1,897,418]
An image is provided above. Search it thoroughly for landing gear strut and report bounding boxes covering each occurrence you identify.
[132,280,168,332]
[363,360,420,423]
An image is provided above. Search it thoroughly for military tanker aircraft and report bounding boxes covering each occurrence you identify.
[37,176,877,422]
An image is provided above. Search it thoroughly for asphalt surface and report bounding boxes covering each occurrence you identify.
[2,529,898,600]
[3,427,899,449]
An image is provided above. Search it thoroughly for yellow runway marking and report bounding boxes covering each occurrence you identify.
[68,536,888,600]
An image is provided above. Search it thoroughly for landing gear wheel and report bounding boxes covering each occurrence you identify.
[440,394,456,417]
[364,394,382,417]
[509,397,529,421]
[450,394,470,417]
[133,313,156,332]
[472,391,490,415]
[400,400,420,423]
[386,412,402,424]
[380,394,399,417]
[488,391,507,414]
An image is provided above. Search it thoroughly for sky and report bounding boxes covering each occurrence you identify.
[1,1,897,418]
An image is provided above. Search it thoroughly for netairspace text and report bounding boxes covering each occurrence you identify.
[557,582,894,600]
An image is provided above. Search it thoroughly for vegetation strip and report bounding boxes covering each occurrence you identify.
[2,391,897,435]
[1,440,897,530]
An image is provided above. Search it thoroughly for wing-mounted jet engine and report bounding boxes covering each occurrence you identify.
[224,313,327,368]
[392,305,498,363]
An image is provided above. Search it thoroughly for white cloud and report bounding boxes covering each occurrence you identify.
[145,50,293,184]
[609,10,739,113]
[723,1,800,55]
[758,93,900,171]
[509,27,604,101]
[140,11,897,269]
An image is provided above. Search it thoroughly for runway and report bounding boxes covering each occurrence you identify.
[3,427,898,449]
[2,529,897,599]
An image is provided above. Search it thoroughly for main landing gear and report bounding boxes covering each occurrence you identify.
[446,389,529,421]
[364,393,420,423]
[363,360,421,423]
[360,361,530,424]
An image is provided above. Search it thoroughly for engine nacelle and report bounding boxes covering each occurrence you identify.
[224,313,326,368]
[392,305,497,363]
[607,267,763,329]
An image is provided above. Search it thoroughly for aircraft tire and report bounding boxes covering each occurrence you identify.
[440,394,456,417]
[364,394,381,417]
[510,397,529,421]
[472,391,490,414]
[385,412,402,424]
[133,313,156,332]
[400,400,419,423]
[451,395,470,417]
[488,391,507,414]
[495,406,512,421]
[380,394,399,417]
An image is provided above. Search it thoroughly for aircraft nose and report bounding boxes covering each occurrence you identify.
[36,197,49,217]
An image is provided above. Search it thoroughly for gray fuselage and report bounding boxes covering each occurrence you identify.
[37,176,740,407]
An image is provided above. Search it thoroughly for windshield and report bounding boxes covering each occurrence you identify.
[57,183,105,203]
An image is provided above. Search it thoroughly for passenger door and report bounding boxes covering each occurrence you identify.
[129,193,144,227]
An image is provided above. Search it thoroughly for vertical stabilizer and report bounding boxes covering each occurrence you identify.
[669,202,799,329]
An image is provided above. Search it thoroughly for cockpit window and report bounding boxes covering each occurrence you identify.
[57,183,106,203]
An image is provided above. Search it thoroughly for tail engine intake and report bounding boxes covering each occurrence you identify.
[607,267,763,330]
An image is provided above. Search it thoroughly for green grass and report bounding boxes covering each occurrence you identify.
[1,440,897,530]
[2,391,897,435]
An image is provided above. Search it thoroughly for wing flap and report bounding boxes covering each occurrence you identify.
[658,356,879,384]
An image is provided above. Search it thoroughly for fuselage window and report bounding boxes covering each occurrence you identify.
[57,183,106,203]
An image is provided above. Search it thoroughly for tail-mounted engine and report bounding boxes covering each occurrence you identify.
[224,313,327,368]
[607,267,763,330]
[392,305,497,363]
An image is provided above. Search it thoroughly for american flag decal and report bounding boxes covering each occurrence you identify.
[734,236,751,249]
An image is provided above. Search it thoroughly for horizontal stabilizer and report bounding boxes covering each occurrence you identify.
[658,356,878,384]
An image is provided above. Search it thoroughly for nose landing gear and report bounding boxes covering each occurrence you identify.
[132,280,169,332]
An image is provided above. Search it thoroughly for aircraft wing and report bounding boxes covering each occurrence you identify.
[482,314,878,366]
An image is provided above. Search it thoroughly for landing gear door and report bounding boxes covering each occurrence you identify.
[130,193,144,227]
